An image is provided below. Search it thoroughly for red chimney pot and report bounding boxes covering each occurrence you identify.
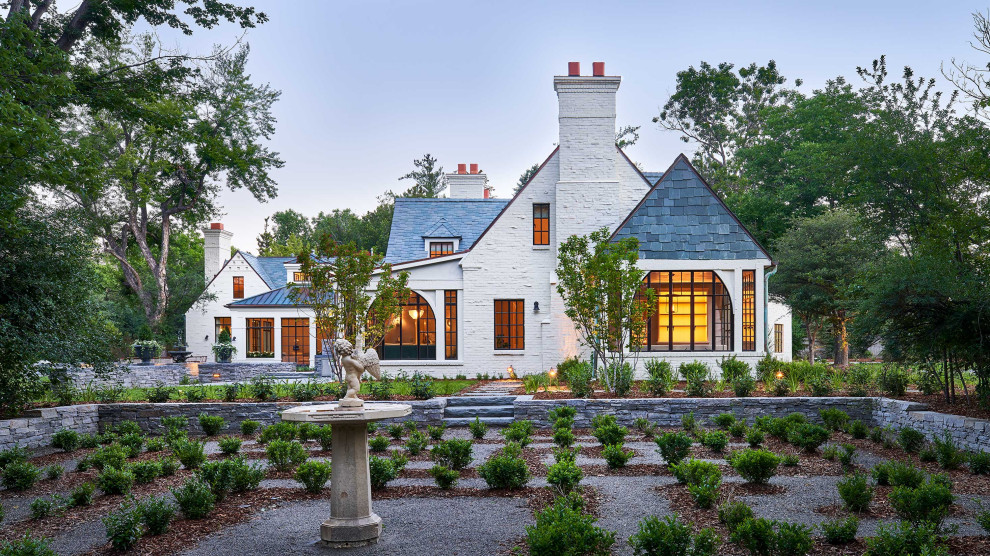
[593,62,605,76]
[469,163,479,174]
[484,188,490,199]
[457,163,467,174]
[210,223,224,230]
[568,62,580,76]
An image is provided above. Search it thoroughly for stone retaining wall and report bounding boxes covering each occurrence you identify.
[60,362,302,389]
[514,397,877,429]
[873,397,989,452]
[0,405,99,451]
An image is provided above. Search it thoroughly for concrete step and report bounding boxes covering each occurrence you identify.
[442,416,514,427]
[445,395,517,407]
[443,405,514,418]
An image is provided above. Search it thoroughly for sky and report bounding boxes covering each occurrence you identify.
[139,0,985,252]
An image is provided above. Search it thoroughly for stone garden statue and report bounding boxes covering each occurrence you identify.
[333,336,381,408]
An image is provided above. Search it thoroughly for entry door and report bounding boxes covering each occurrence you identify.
[281,318,310,365]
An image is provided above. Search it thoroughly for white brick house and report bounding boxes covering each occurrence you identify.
[184,63,792,377]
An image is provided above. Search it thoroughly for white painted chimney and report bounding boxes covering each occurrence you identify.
[553,61,620,182]
[447,163,489,199]
[203,222,233,281]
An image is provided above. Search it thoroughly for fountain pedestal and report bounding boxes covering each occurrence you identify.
[281,402,411,547]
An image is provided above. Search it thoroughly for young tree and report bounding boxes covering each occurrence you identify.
[555,228,655,392]
[397,153,447,198]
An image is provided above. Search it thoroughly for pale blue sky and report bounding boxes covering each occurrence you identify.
[141,0,984,251]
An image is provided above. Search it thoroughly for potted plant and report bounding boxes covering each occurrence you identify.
[212,329,237,363]
[132,340,162,365]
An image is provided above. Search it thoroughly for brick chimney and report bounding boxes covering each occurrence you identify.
[203,223,233,281]
[553,61,620,182]
[447,163,488,199]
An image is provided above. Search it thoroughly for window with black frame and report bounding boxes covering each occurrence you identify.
[377,292,437,360]
[638,271,733,352]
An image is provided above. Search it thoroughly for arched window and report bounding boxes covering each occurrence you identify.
[377,292,437,360]
[640,271,733,351]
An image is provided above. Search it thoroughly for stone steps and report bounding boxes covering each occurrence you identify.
[442,416,515,427]
[443,388,517,426]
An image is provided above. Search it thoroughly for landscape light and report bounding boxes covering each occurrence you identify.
[776,371,785,380]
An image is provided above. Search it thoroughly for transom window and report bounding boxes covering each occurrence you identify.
[742,270,756,351]
[429,242,454,258]
[377,292,436,360]
[533,204,549,245]
[232,276,244,299]
[494,300,524,350]
[639,271,733,352]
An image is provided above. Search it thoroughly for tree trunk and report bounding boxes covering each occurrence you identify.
[805,319,817,364]
[833,315,850,367]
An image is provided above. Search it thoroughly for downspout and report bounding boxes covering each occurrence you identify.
[764,264,778,354]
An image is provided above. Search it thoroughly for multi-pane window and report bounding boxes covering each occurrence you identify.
[774,323,784,354]
[246,318,273,354]
[378,292,436,360]
[214,317,231,342]
[533,204,550,245]
[639,271,733,352]
[444,291,458,360]
[494,300,524,350]
[316,324,333,355]
[292,272,309,282]
[742,270,756,351]
[429,242,454,258]
[232,276,244,299]
[281,318,310,365]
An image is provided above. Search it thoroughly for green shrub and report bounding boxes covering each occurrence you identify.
[69,482,96,507]
[221,383,239,402]
[688,475,720,509]
[780,453,799,466]
[547,459,583,494]
[628,514,719,556]
[602,444,634,469]
[720,356,751,383]
[699,430,728,453]
[145,437,167,452]
[97,466,135,495]
[644,359,675,397]
[118,433,144,458]
[185,386,206,402]
[877,364,909,397]
[633,417,658,438]
[563,361,594,398]
[730,517,775,556]
[898,427,926,453]
[406,430,429,455]
[158,457,179,477]
[656,432,693,466]
[430,439,473,470]
[296,422,316,442]
[30,497,64,520]
[671,459,721,487]
[746,428,764,448]
[919,447,937,462]
[240,420,260,436]
[848,420,868,439]
[131,460,161,484]
[772,378,790,396]
[932,432,966,470]
[970,451,990,475]
[837,472,873,512]
[198,413,226,436]
[712,413,736,429]
[429,465,459,490]
[92,443,129,470]
[389,449,409,473]
[729,422,747,439]
[172,478,215,519]
[218,436,242,455]
[978,504,990,534]
[821,516,859,544]
[369,456,398,490]
[553,447,580,464]
[553,416,575,431]
[819,408,849,431]
[229,458,265,493]
[197,459,242,501]
[886,462,926,488]
[553,427,576,448]
[526,493,615,556]
[266,439,308,472]
[807,374,833,396]
[0,534,57,556]
[79,433,99,449]
[679,361,713,397]
[426,424,446,441]
[369,434,390,453]
[468,418,488,439]
[51,429,80,453]
[787,423,830,452]
[103,500,144,551]
[732,374,757,397]
[137,496,175,535]
[837,443,856,468]
[502,420,535,447]
[387,423,404,439]
[864,521,947,556]
[775,522,814,556]
[2,461,40,491]
[731,449,780,484]
[889,478,954,527]
[718,501,754,534]
[478,443,530,489]
[259,421,297,444]
[44,464,63,481]
[295,461,332,493]
[173,439,206,469]
[592,423,628,447]
[548,405,578,421]
[681,412,696,433]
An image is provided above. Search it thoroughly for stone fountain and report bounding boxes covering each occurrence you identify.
[280,337,409,547]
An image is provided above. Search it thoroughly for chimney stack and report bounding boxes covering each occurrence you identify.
[447,163,488,198]
[203,223,233,281]
[554,61,620,182]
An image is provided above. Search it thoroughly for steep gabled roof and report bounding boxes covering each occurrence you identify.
[423,218,460,239]
[384,198,509,264]
[612,155,771,261]
[240,253,294,289]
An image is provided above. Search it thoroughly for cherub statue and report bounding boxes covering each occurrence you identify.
[333,336,381,408]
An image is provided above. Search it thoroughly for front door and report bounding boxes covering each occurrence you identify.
[281,318,310,365]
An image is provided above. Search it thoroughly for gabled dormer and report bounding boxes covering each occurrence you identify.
[422,217,461,258]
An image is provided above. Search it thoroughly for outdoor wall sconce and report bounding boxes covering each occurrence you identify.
[204,335,209,341]
[533,301,540,313]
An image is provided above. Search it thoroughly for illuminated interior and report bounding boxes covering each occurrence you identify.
[640,271,733,351]
[377,291,436,360]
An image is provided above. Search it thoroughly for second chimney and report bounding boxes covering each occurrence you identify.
[447,163,488,198]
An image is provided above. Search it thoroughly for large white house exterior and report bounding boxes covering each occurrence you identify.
[184,63,792,377]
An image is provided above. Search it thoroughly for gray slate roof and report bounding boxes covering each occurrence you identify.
[240,252,294,289]
[642,171,664,185]
[613,156,769,260]
[385,197,509,264]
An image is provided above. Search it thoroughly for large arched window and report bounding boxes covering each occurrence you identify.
[377,292,437,360]
[640,271,733,351]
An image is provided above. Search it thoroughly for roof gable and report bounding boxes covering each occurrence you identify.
[240,252,294,289]
[612,155,770,261]
[385,198,509,264]
[423,218,460,239]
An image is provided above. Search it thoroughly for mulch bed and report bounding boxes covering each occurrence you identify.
[580,463,668,477]
[400,468,480,480]
[28,448,97,467]
[815,485,969,520]
[579,444,644,460]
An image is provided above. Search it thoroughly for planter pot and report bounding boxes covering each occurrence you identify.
[216,352,232,364]
[134,346,157,365]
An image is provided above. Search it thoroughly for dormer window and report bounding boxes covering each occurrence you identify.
[429,242,454,258]
[292,272,309,282]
